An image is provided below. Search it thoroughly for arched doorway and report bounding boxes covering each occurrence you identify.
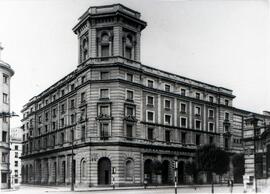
[178,161,185,184]
[144,159,152,184]
[98,157,111,185]
[162,160,169,184]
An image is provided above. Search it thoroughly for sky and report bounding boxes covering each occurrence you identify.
[0,0,269,128]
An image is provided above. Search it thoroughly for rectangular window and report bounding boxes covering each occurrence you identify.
[181,132,186,144]
[81,125,85,141]
[147,80,154,88]
[61,104,65,114]
[225,112,229,120]
[14,170,18,177]
[15,145,18,150]
[126,107,134,116]
[195,120,201,130]
[70,84,75,91]
[195,106,201,116]
[164,99,171,109]
[147,111,154,122]
[180,103,186,113]
[147,96,154,106]
[181,88,186,96]
[100,105,109,115]
[15,152,18,158]
[196,134,201,145]
[81,92,85,103]
[148,128,154,140]
[61,89,65,96]
[61,118,65,127]
[225,99,229,106]
[196,92,200,99]
[126,73,133,82]
[164,114,171,125]
[127,90,133,101]
[209,122,214,131]
[70,115,75,124]
[100,72,109,80]
[3,93,8,103]
[209,96,214,103]
[100,89,109,99]
[61,132,64,145]
[52,109,56,117]
[180,117,187,128]
[14,179,18,183]
[2,153,8,162]
[81,75,86,84]
[126,124,133,140]
[101,45,109,57]
[1,173,7,183]
[3,74,8,84]
[225,137,229,149]
[15,161,18,167]
[165,84,171,92]
[2,131,7,142]
[100,123,109,140]
[208,109,214,118]
[165,130,171,143]
[70,99,75,109]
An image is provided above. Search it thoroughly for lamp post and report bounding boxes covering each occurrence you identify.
[174,160,178,194]
[0,111,19,189]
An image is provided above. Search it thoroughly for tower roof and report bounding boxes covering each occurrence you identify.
[73,4,147,34]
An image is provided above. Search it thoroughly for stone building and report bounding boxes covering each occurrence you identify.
[0,44,15,189]
[10,127,23,187]
[20,4,270,187]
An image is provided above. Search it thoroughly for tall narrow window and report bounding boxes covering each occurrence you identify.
[81,92,85,103]
[180,117,187,128]
[100,72,109,80]
[147,80,154,88]
[101,33,110,57]
[126,124,133,140]
[81,37,88,61]
[164,99,171,109]
[148,128,154,140]
[196,134,201,145]
[2,131,7,142]
[3,74,8,84]
[147,96,154,106]
[125,36,133,59]
[180,103,186,113]
[165,130,171,143]
[3,93,7,103]
[81,125,85,141]
[100,89,109,99]
[100,123,109,140]
[181,132,186,144]
[126,90,133,101]
[147,111,154,122]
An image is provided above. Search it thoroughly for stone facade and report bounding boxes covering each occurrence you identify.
[0,44,14,189]
[21,4,270,187]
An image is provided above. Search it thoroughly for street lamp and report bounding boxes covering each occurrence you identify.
[0,111,19,189]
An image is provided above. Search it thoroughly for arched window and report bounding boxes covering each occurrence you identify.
[80,36,88,62]
[125,159,134,181]
[82,38,88,60]
[101,33,110,57]
[125,36,132,59]
[80,159,86,181]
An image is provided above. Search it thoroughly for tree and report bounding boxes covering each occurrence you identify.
[185,161,198,184]
[232,153,245,183]
[196,144,230,193]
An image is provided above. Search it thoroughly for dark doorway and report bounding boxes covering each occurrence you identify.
[144,159,152,184]
[62,161,66,183]
[98,157,111,185]
[207,171,213,184]
[72,160,76,184]
[54,162,57,183]
[178,161,185,184]
[162,160,169,184]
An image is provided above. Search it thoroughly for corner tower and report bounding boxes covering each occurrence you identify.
[73,4,147,65]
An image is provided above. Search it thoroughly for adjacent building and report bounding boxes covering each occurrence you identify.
[0,44,15,189]
[10,127,23,187]
[20,4,270,187]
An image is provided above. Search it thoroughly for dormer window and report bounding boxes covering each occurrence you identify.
[165,84,171,92]
[196,92,200,99]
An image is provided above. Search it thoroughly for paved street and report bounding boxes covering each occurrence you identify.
[1,184,252,194]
